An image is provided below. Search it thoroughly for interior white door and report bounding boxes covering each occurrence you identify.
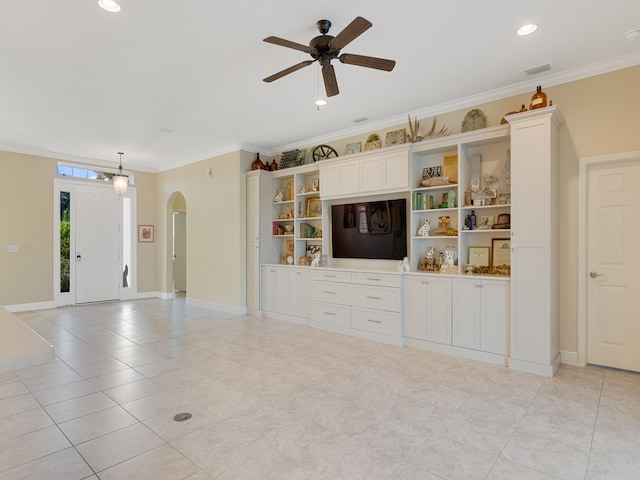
[587,160,640,371]
[173,212,187,292]
[75,184,121,303]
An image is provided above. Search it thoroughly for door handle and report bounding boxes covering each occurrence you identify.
[589,271,604,278]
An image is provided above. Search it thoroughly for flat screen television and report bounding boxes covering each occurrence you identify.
[331,199,407,260]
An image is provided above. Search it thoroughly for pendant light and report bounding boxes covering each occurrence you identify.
[113,152,128,194]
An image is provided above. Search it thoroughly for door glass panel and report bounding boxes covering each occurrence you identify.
[122,196,132,288]
[60,191,71,293]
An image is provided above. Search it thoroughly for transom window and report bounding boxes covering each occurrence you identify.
[57,162,134,186]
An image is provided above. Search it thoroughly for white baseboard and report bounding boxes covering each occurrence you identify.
[5,301,57,313]
[560,350,580,366]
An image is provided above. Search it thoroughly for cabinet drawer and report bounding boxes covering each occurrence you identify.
[312,270,351,283]
[313,282,352,305]
[351,272,401,287]
[352,307,401,336]
[353,285,401,312]
[312,302,351,328]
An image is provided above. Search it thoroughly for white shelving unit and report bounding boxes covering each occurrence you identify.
[246,106,563,376]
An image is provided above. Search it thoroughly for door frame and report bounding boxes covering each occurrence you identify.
[577,149,640,366]
[53,178,137,306]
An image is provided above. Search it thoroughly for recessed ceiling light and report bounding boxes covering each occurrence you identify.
[98,0,121,13]
[517,24,538,36]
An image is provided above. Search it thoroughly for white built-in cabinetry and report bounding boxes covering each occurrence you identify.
[246,170,272,315]
[311,269,403,345]
[320,145,410,199]
[246,106,562,376]
[403,274,452,345]
[262,265,310,323]
[506,106,563,377]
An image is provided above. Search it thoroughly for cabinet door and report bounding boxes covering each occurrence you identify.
[246,174,260,242]
[247,243,260,311]
[288,268,311,319]
[403,276,427,340]
[425,276,452,345]
[339,161,360,195]
[273,267,289,315]
[511,244,549,364]
[452,278,481,349]
[261,266,275,312]
[319,164,339,198]
[360,157,383,192]
[383,154,409,190]
[510,119,551,243]
[481,280,509,355]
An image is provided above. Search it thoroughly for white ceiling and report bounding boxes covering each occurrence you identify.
[1,0,639,172]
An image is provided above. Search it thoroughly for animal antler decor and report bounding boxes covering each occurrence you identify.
[407,115,449,142]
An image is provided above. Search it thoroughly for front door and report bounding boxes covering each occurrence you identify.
[587,158,640,372]
[75,184,121,303]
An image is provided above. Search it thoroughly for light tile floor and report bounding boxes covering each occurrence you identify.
[1,298,639,479]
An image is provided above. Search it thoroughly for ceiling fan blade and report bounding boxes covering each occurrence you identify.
[263,36,311,54]
[339,53,396,71]
[263,60,315,83]
[322,64,339,97]
[328,16,372,52]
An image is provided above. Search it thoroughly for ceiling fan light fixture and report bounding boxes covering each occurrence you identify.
[98,0,121,13]
[314,98,327,106]
[517,24,538,36]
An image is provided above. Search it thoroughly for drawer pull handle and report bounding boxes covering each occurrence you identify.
[366,296,382,300]
[324,275,336,278]
[324,291,336,295]
[367,278,381,281]
[324,312,336,316]
[367,319,382,324]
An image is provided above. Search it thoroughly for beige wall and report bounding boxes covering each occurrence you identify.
[156,150,253,307]
[1,65,639,355]
[0,153,158,304]
[0,152,56,305]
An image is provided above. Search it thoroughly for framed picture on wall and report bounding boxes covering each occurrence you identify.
[138,225,154,242]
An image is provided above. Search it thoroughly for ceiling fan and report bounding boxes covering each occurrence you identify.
[263,16,396,97]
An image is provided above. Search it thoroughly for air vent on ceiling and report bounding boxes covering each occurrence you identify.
[352,117,369,123]
[523,63,551,76]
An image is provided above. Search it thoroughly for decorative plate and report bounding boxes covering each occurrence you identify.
[385,129,406,147]
[345,142,361,155]
[461,109,487,132]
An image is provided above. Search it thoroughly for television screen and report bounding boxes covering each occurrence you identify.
[331,199,407,260]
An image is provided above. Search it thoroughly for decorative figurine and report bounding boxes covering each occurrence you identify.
[417,219,431,237]
[273,189,284,202]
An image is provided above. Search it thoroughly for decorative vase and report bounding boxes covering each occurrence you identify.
[251,153,265,170]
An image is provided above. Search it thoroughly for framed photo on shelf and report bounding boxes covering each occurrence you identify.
[138,225,154,242]
[491,238,511,266]
[284,239,294,257]
[306,197,322,218]
[468,246,490,267]
[479,215,494,229]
